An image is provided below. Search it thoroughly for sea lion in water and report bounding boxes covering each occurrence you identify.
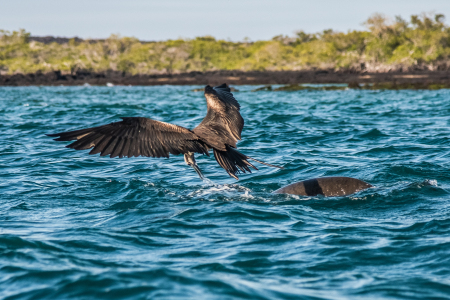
[274,177,372,197]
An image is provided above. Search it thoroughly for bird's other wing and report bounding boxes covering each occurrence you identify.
[193,84,244,150]
[47,117,209,158]
[210,83,240,111]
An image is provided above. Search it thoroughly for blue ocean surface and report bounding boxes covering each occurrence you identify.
[1,85,450,299]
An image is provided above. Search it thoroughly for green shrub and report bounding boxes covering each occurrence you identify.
[1,13,449,74]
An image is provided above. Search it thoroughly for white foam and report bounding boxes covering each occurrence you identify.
[188,180,251,198]
[242,190,254,199]
[425,179,438,186]
[202,178,216,186]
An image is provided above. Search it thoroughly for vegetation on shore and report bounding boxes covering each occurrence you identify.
[1,13,450,75]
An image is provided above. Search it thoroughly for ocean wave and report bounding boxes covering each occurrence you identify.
[2,86,450,299]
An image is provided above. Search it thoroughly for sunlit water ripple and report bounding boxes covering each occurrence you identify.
[1,86,450,299]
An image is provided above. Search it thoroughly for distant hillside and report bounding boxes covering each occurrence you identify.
[28,36,86,45]
[1,13,450,76]
[27,36,156,45]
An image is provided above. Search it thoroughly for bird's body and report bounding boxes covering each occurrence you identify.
[47,84,282,180]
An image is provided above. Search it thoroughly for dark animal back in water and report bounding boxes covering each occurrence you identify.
[274,177,372,197]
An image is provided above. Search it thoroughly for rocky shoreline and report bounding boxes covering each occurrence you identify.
[1,69,450,87]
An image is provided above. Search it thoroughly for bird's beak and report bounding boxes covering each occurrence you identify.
[191,163,204,180]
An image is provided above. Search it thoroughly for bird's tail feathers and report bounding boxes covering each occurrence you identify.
[213,147,257,180]
[246,156,284,169]
[213,146,283,180]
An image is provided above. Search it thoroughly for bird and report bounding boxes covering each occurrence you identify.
[47,84,283,180]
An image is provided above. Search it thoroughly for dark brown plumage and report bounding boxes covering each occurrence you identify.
[47,84,283,180]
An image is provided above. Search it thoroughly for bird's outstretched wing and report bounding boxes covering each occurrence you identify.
[193,84,244,150]
[47,117,209,158]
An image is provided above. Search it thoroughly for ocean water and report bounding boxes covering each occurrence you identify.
[1,85,450,300]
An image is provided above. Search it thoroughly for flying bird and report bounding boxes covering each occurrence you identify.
[47,84,283,180]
